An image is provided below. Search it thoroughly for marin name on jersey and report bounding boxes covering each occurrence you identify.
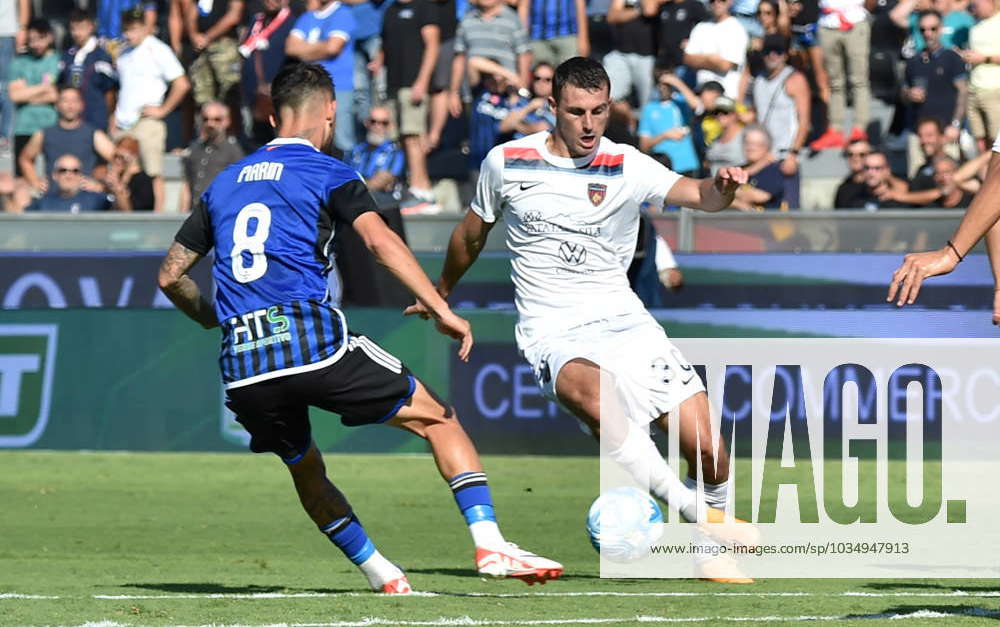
[236,161,285,182]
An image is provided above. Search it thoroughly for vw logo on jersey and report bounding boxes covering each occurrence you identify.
[588,183,607,206]
[558,241,587,266]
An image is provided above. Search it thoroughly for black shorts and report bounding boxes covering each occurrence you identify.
[224,335,415,460]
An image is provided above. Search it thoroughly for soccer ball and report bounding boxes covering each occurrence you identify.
[586,486,664,562]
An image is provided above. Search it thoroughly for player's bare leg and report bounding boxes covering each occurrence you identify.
[387,379,563,584]
[285,442,412,594]
[557,359,757,551]
[656,393,755,583]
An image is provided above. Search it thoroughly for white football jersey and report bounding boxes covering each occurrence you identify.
[471,131,682,347]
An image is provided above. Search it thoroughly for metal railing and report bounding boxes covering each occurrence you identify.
[0,209,974,253]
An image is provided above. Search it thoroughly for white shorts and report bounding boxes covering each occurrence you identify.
[519,313,705,424]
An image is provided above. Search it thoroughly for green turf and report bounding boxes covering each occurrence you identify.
[1,451,998,627]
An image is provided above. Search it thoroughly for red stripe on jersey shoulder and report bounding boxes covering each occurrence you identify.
[590,152,625,167]
[503,147,544,161]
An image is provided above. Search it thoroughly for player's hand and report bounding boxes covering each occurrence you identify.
[435,309,474,361]
[887,247,960,307]
[714,166,748,196]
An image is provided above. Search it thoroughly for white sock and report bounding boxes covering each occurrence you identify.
[470,520,507,550]
[606,418,704,522]
[357,549,403,590]
[684,476,729,565]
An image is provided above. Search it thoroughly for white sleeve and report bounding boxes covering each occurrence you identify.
[683,24,705,55]
[629,149,682,208]
[993,130,1000,153]
[654,236,677,271]
[157,43,185,83]
[470,146,505,223]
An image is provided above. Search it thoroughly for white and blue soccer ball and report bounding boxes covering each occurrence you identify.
[587,486,664,562]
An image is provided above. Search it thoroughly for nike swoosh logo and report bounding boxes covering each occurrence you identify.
[519,181,543,190]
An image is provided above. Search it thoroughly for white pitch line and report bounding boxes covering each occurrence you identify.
[7,590,1000,601]
[39,608,1000,627]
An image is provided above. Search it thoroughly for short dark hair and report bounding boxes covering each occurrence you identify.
[552,57,609,104]
[271,63,335,119]
[68,8,94,23]
[121,8,145,28]
[699,81,725,95]
[918,9,943,21]
[532,61,554,75]
[916,116,943,133]
[27,18,52,35]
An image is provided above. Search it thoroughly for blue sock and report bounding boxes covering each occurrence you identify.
[449,471,496,524]
[320,514,376,565]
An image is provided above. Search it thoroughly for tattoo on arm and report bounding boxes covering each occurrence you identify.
[158,243,218,329]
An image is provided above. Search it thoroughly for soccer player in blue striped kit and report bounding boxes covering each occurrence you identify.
[157,63,561,594]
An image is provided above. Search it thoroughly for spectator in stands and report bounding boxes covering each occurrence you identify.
[17,86,115,195]
[908,117,956,196]
[239,0,294,146]
[502,61,557,136]
[376,0,440,213]
[24,153,111,213]
[642,0,706,76]
[741,0,791,90]
[889,0,934,53]
[426,0,459,151]
[0,0,30,160]
[837,151,907,209]
[449,0,531,118]
[937,0,975,47]
[811,0,869,150]
[349,0,385,136]
[903,9,967,166]
[347,105,405,207]
[933,154,974,207]
[467,62,523,172]
[104,136,155,212]
[704,96,745,174]
[60,9,117,133]
[963,0,1000,153]
[180,101,244,213]
[98,0,157,43]
[638,69,699,176]
[8,18,58,177]
[787,0,828,105]
[683,0,749,98]
[287,0,357,153]
[734,125,799,209]
[114,8,190,215]
[752,35,809,179]
[518,0,588,65]
[605,0,657,122]
[183,0,245,131]
[834,138,870,207]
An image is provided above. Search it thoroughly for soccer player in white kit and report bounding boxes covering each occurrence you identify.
[407,58,757,582]
[889,131,1000,313]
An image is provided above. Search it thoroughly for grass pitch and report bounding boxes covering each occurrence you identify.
[2,451,999,626]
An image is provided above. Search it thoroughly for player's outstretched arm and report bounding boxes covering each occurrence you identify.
[665,167,749,212]
[157,242,218,330]
[887,151,1000,307]
[353,212,474,360]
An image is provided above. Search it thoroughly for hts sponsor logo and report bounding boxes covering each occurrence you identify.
[0,325,58,447]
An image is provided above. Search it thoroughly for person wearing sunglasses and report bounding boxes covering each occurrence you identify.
[834,138,872,207]
[347,105,405,202]
[179,101,246,213]
[24,153,111,213]
[903,10,968,161]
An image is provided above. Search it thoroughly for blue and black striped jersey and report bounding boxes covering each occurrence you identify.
[174,137,377,388]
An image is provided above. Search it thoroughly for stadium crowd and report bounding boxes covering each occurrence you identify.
[0,0,998,213]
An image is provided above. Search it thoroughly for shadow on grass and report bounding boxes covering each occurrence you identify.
[404,567,603,580]
[862,581,1000,594]
[846,605,1000,621]
[117,582,360,594]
